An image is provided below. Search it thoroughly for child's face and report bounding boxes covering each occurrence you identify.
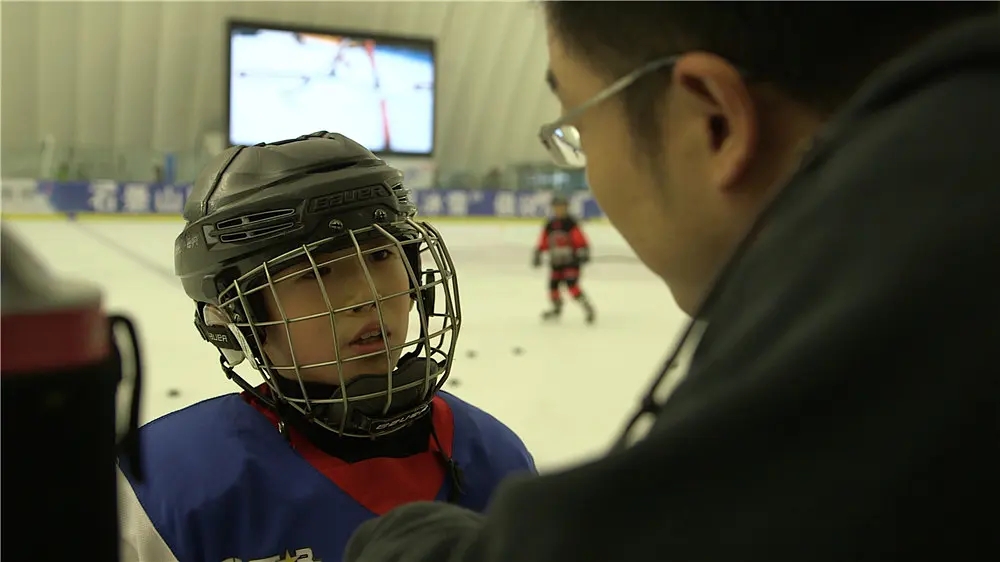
[259,239,413,385]
[553,203,569,217]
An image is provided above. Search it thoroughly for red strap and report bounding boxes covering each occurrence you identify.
[245,391,455,515]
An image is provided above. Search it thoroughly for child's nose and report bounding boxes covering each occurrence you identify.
[332,263,380,312]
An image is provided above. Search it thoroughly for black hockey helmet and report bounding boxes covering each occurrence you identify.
[550,193,570,207]
[174,131,461,438]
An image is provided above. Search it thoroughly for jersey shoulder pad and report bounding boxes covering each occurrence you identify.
[438,391,536,474]
[119,394,265,500]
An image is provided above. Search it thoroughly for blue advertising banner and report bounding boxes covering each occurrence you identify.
[0,179,605,220]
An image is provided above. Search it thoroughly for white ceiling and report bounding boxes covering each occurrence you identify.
[0,1,560,176]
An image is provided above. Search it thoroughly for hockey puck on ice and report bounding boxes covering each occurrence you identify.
[512,347,524,356]
[448,379,462,388]
[466,350,477,359]
[167,388,181,398]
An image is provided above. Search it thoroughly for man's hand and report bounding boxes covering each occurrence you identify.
[344,502,485,562]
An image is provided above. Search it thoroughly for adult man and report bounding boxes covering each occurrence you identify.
[345,3,1000,560]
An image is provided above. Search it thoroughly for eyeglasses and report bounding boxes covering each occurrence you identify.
[538,55,680,169]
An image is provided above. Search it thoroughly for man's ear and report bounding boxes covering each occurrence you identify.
[672,51,757,192]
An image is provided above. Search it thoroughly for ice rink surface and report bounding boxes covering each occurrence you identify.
[7,217,689,472]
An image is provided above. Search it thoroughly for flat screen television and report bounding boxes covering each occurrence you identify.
[226,20,436,156]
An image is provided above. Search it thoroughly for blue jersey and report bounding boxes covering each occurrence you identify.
[117,391,535,562]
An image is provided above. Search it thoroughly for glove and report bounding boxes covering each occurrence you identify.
[575,247,590,265]
[532,250,543,268]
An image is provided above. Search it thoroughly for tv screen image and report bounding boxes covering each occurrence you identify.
[228,25,435,155]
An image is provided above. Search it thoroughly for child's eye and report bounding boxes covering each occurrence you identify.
[369,249,393,262]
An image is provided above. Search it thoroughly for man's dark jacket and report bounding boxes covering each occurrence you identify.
[345,16,1000,562]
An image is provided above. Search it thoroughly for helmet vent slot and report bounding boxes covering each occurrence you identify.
[216,209,296,230]
[391,182,410,205]
[218,222,296,243]
[215,209,297,243]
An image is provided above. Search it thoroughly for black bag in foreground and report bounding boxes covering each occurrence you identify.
[1,224,143,560]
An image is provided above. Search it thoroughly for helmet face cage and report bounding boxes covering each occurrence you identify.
[216,218,461,437]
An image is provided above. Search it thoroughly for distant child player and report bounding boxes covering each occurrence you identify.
[117,132,535,562]
[533,194,596,323]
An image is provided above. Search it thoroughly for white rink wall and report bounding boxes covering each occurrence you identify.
[6,217,689,472]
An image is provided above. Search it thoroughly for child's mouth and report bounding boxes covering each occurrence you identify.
[349,327,390,353]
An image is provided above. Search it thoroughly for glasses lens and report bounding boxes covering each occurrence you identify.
[542,125,586,169]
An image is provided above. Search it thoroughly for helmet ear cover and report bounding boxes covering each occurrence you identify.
[194,300,259,370]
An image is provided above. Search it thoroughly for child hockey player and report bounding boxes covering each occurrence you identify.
[533,194,596,323]
[117,132,536,562]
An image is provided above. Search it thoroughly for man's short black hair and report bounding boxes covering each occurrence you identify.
[544,1,996,152]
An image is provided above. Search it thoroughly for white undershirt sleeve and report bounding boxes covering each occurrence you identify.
[117,467,180,562]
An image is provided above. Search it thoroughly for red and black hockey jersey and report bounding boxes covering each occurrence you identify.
[536,217,589,268]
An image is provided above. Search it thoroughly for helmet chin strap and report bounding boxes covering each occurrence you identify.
[272,354,443,438]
